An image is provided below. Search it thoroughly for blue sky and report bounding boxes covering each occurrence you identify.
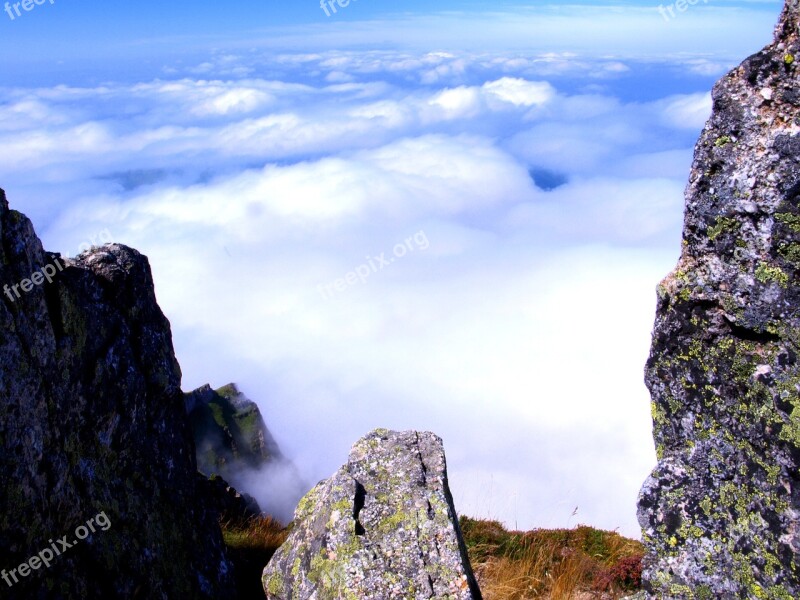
[0,1,786,533]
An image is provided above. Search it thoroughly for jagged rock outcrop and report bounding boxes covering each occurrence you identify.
[262,429,482,599]
[0,189,235,599]
[187,382,306,522]
[187,383,284,477]
[201,473,263,524]
[638,2,800,597]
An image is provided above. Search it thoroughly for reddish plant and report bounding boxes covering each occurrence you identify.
[592,553,643,592]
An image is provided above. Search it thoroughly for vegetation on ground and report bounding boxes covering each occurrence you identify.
[460,516,643,599]
[222,513,643,599]
[221,516,289,599]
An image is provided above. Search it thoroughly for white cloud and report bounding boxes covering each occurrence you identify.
[659,92,713,130]
[430,86,483,118]
[482,77,555,107]
[2,46,716,538]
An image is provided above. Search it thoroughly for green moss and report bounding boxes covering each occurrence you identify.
[208,403,227,429]
[307,538,361,600]
[216,383,239,399]
[233,408,261,437]
[265,571,284,596]
[699,497,713,516]
[669,583,693,596]
[777,242,800,265]
[708,216,739,241]
[378,507,414,534]
[291,556,302,579]
[755,263,789,288]
[785,54,795,65]
[295,486,322,522]
[775,212,800,234]
[696,585,713,600]
[714,135,733,147]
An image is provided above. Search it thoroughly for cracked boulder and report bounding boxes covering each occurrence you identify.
[638,1,800,597]
[262,429,482,599]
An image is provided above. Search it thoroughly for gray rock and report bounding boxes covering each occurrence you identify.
[201,472,263,524]
[187,382,306,523]
[638,2,800,597]
[187,382,286,476]
[262,429,482,599]
[0,189,235,599]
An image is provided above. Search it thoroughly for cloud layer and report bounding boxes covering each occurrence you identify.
[0,32,749,536]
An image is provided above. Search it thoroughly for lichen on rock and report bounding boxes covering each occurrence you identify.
[187,382,286,476]
[638,1,800,597]
[262,429,482,599]
[0,190,235,598]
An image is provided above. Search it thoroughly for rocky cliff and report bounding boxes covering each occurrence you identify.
[0,189,235,599]
[187,382,306,523]
[263,429,482,600]
[638,1,800,597]
[187,382,285,478]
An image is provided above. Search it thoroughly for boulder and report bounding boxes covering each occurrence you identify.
[0,190,235,599]
[638,2,800,597]
[262,429,482,599]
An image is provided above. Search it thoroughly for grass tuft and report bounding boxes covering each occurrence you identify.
[221,515,289,599]
[460,516,644,599]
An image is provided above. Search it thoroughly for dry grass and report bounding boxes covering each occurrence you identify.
[461,517,644,600]
[219,513,642,599]
[221,516,289,599]
[221,515,288,552]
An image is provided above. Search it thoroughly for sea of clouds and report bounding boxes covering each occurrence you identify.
[0,4,782,536]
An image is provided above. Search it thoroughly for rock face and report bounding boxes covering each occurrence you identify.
[187,382,285,478]
[202,473,263,524]
[638,2,800,597]
[262,429,482,599]
[187,382,306,523]
[0,190,234,599]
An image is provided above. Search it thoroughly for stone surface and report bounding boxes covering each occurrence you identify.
[0,189,235,599]
[187,382,285,477]
[638,2,800,597]
[187,382,306,523]
[262,429,482,599]
[201,473,263,524]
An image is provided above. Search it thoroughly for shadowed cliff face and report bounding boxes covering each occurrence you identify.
[187,383,308,524]
[639,1,800,597]
[188,383,285,476]
[0,189,235,599]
